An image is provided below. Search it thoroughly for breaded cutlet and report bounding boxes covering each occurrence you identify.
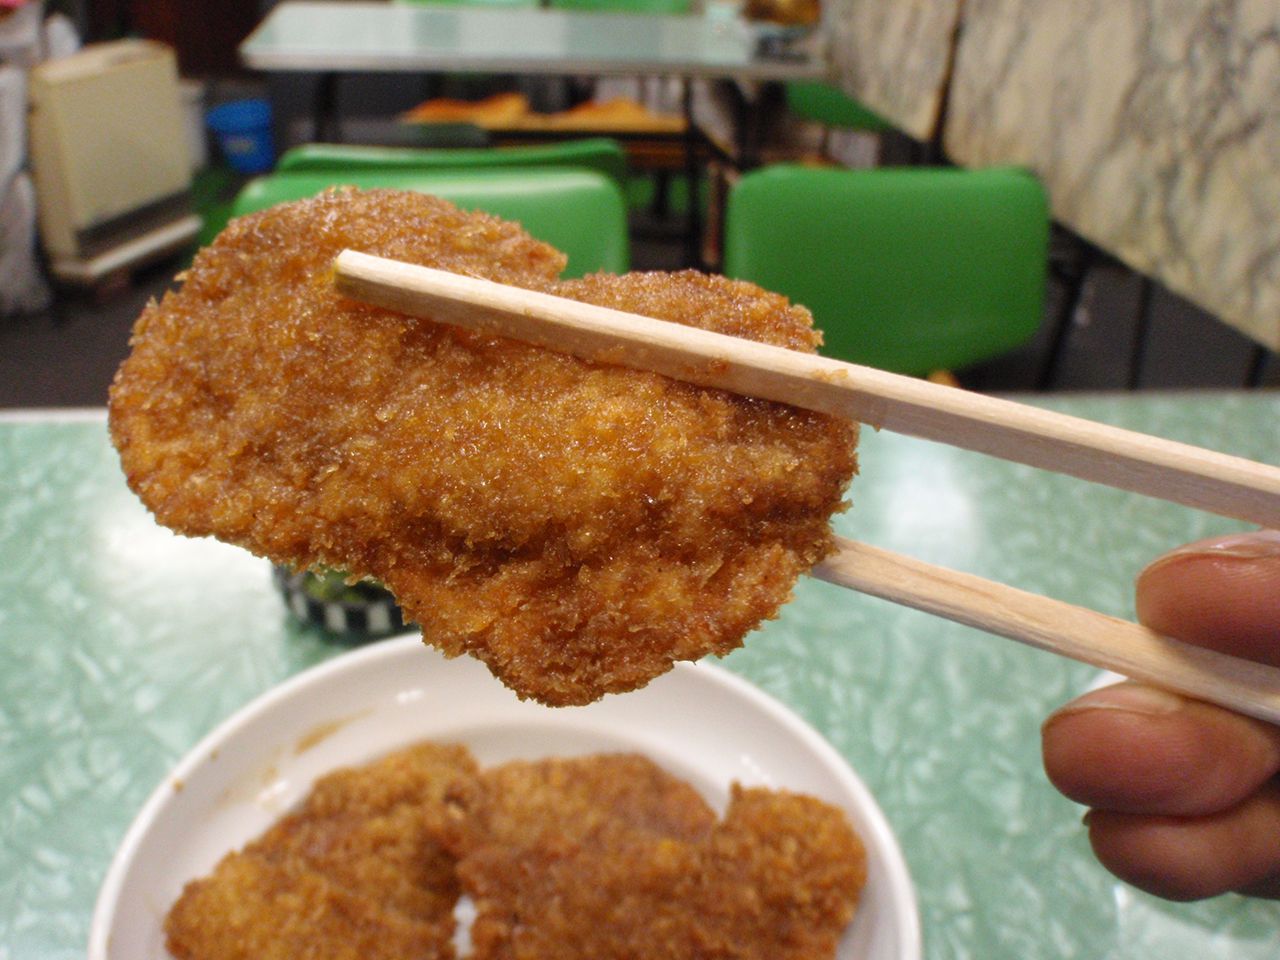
[109,189,858,706]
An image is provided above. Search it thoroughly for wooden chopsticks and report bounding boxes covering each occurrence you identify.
[333,250,1280,724]
[335,250,1279,526]
[813,539,1280,725]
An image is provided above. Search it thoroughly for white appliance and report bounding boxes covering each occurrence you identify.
[27,39,200,283]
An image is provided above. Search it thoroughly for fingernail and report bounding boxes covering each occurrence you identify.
[1140,530,1280,579]
[1049,682,1185,721]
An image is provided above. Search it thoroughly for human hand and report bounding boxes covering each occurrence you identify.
[1041,530,1280,900]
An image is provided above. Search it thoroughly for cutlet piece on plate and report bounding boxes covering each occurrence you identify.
[444,753,719,853]
[446,755,866,960]
[256,742,479,919]
[164,742,478,960]
[109,188,858,706]
[682,785,869,958]
[163,853,456,960]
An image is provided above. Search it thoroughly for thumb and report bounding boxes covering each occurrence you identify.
[1136,530,1280,667]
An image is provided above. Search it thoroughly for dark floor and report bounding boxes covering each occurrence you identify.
[1,186,1274,409]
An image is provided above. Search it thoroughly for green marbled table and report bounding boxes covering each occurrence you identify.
[2,395,1278,958]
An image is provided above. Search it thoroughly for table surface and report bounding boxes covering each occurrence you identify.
[240,0,827,79]
[4,395,1279,959]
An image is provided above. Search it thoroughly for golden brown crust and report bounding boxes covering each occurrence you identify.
[163,742,477,960]
[442,753,718,856]
[446,756,867,960]
[682,785,870,958]
[165,746,866,960]
[163,855,458,960]
[109,188,858,705]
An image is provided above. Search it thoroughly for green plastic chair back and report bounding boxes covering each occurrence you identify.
[548,0,691,13]
[231,167,629,277]
[276,138,629,191]
[784,81,892,133]
[723,165,1048,376]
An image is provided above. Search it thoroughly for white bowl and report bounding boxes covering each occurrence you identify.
[90,635,919,960]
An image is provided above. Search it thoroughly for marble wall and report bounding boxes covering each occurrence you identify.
[823,0,1280,351]
[824,0,962,141]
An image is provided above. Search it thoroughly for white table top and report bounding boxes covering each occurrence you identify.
[240,0,827,80]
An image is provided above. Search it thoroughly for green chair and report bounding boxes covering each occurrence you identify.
[232,167,629,277]
[276,138,629,192]
[784,81,892,163]
[722,165,1049,377]
[784,81,892,134]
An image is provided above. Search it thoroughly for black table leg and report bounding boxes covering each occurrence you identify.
[681,77,703,269]
[314,72,339,142]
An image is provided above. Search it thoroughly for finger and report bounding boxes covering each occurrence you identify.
[1135,530,1280,665]
[1042,682,1280,815]
[1086,780,1280,901]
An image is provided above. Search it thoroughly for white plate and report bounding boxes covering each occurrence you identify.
[90,635,920,960]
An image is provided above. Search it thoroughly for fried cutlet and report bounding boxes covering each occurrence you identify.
[446,756,867,959]
[166,746,867,960]
[109,188,859,705]
[680,785,869,958]
[164,742,477,960]
[162,853,454,960]
[443,753,719,851]
[257,742,478,919]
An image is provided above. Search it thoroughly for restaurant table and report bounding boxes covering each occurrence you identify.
[240,1,825,84]
[239,0,828,265]
[3,395,1279,959]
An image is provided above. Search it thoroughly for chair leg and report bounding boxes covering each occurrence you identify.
[1037,243,1096,391]
[1128,275,1155,390]
[680,78,702,269]
[1245,344,1272,387]
[650,172,671,219]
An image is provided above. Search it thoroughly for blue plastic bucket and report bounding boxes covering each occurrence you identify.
[206,99,275,174]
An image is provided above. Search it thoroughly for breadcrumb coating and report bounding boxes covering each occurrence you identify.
[165,747,867,960]
[442,753,718,854]
[445,755,867,959]
[164,742,477,960]
[109,189,858,705]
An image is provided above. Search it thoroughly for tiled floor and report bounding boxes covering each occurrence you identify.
[0,199,1273,410]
